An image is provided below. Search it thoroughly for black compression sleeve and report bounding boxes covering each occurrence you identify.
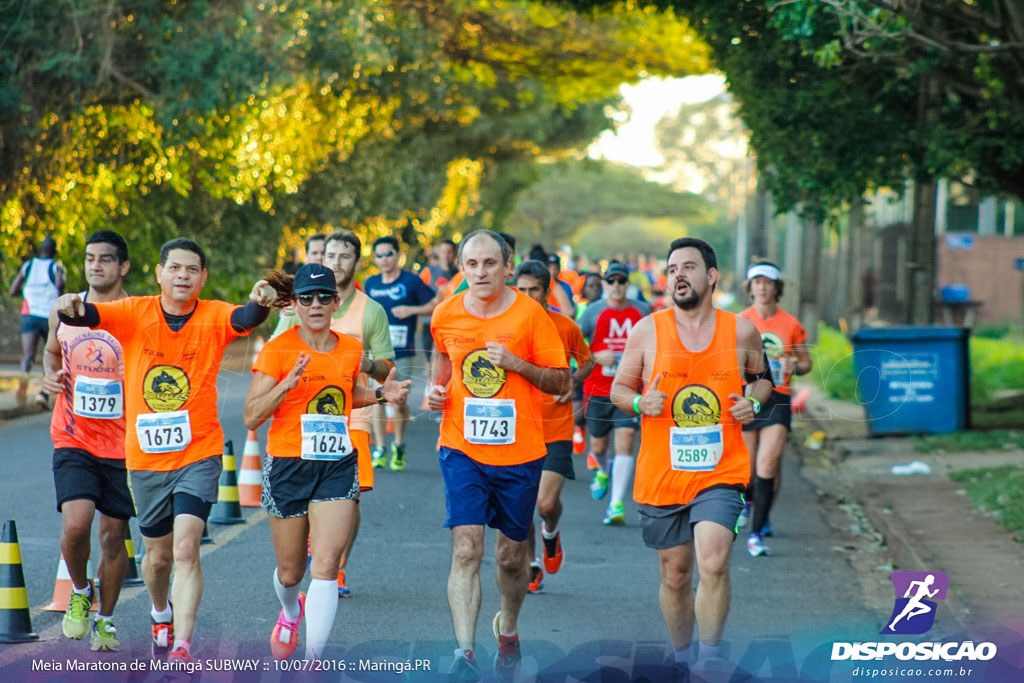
[230,300,270,333]
[744,351,775,386]
[57,302,100,328]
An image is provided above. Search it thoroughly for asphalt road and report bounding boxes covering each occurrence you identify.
[0,362,883,681]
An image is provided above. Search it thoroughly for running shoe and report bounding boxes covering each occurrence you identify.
[573,427,586,455]
[90,617,119,651]
[541,531,563,574]
[746,533,769,557]
[448,649,480,681]
[761,520,774,537]
[388,443,406,471]
[527,562,543,594]
[270,592,305,660]
[62,588,93,639]
[585,451,599,470]
[151,602,174,659]
[337,567,351,598]
[589,470,609,500]
[603,501,625,526]
[492,611,521,680]
[371,446,386,469]
[736,502,752,529]
[168,645,192,663]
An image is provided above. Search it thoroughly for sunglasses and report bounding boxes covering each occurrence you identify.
[605,278,628,285]
[296,292,336,306]
[375,251,396,258]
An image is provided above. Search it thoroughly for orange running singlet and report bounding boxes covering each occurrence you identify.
[739,306,807,395]
[252,328,362,458]
[540,309,590,443]
[51,299,126,459]
[634,309,750,506]
[91,296,251,471]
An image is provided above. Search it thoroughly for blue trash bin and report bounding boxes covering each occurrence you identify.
[849,327,970,435]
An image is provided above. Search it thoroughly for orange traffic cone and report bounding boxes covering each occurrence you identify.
[209,440,244,525]
[238,430,263,508]
[0,520,39,643]
[44,553,98,612]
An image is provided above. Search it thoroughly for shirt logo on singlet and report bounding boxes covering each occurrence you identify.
[308,386,346,415]
[608,317,634,339]
[143,365,191,411]
[761,331,785,360]
[671,384,721,427]
[84,341,104,365]
[462,349,506,398]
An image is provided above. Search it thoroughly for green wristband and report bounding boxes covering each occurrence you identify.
[632,394,643,415]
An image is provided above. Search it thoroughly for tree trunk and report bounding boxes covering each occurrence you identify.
[847,199,865,332]
[907,178,938,325]
[799,216,821,344]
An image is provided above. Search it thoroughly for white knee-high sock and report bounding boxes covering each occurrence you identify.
[304,578,338,660]
[274,568,302,622]
[610,454,635,505]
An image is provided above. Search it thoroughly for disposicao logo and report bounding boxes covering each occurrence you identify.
[881,571,948,635]
[831,570,997,663]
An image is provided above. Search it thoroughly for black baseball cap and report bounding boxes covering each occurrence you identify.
[604,262,629,281]
[293,263,337,294]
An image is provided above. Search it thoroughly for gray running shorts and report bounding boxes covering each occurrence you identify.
[128,456,222,530]
[637,486,745,549]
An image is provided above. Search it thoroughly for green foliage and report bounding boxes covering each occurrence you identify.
[970,337,1024,406]
[949,465,1024,544]
[500,160,713,249]
[1,0,711,299]
[913,431,1024,455]
[808,324,857,402]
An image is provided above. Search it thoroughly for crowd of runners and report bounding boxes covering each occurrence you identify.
[14,225,811,679]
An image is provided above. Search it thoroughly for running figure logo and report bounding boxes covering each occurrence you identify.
[881,571,949,635]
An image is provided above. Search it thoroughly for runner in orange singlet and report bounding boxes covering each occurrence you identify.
[246,264,409,660]
[513,260,593,594]
[610,237,772,677]
[737,262,812,556]
[41,231,132,651]
[56,238,278,662]
[272,230,395,597]
[427,230,569,679]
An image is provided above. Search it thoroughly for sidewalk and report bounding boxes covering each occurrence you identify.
[796,384,1024,642]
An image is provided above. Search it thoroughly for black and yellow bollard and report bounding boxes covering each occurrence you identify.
[0,520,39,643]
[208,440,244,524]
[123,526,145,587]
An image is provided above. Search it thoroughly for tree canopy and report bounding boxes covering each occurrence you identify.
[1,0,710,298]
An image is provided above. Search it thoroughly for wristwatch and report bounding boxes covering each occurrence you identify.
[375,386,386,404]
[748,396,761,415]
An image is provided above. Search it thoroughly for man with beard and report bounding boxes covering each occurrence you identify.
[273,230,395,598]
[610,237,772,678]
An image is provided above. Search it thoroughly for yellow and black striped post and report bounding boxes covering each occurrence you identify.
[0,520,39,643]
[123,526,145,587]
[209,440,244,524]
